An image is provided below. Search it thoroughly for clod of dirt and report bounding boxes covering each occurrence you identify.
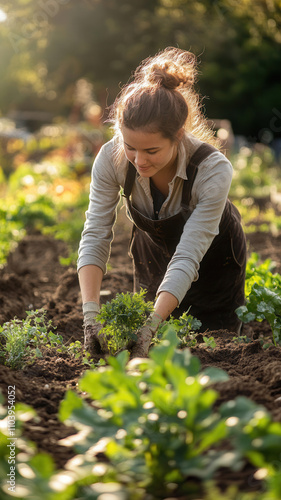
[241,340,263,356]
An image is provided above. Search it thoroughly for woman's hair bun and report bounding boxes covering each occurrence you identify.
[147,63,192,90]
[135,47,196,90]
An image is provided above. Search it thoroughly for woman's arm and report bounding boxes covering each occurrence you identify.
[78,264,103,305]
[154,291,179,320]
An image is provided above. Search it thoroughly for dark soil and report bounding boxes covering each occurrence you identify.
[1,210,281,494]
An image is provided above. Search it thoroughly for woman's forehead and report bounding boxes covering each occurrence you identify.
[121,126,168,149]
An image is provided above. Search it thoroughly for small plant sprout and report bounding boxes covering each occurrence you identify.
[203,336,217,349]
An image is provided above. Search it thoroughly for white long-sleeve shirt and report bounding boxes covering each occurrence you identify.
[77,132,233,304]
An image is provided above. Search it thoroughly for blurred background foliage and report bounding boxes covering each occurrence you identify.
[0,0,280,138]
[0,0,281,267]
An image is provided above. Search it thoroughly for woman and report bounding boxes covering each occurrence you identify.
[78,47,246,357]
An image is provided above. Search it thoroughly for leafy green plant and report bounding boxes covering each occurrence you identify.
[58,328,281,497]
[59,329,234,496]
[156,310,202,347]
[244,253,281,298]
[236,284,281,347]
[2,334,281,499]
[0,310,65,369]
[236,254,281,347]
[96,289,154,354]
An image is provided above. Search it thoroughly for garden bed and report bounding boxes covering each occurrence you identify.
[1,216,281,494]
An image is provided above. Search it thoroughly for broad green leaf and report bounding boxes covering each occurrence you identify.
[149,327,180,366]
[29,452,55,479]
[108,350,129,371]
[201,367,229,384]
[220,396,264,423]
[194,420,227,454]
[59,390,83,422]
[172,349,201,375]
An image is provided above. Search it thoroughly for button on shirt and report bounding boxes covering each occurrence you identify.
[77,132,233,304]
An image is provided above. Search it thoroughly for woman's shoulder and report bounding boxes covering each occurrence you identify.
[98,135,127,169]
[184,132,232,169]
[92,135,128,186]
[97,135,117,159]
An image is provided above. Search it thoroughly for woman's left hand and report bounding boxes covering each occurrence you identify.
[129,312,163,358]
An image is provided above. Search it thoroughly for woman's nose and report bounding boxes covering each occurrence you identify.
[135,151,147,166]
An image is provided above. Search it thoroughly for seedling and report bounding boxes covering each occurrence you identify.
[203,336,217,349]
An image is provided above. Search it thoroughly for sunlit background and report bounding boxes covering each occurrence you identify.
[0,0,281,266]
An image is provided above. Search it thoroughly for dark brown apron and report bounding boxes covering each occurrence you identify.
[123,143,246,333]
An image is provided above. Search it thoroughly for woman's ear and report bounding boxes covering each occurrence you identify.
[176,128,184,142]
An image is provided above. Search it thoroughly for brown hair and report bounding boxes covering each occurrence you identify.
[109,47,220,156]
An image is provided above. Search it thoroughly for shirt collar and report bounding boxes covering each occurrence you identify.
[176,139,188,180]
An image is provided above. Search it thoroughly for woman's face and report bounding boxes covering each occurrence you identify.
[121,126,181,178]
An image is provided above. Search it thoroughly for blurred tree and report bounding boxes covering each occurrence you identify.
[0,0,280,139]
[198,0,281,139]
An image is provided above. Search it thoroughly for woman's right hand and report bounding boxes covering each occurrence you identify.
[83,302,108,356]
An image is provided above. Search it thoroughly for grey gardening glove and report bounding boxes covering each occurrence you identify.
[83,302,108,356]
[129,312,163,359]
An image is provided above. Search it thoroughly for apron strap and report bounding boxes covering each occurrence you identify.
[181,143,218,210]
[123,161,136,198]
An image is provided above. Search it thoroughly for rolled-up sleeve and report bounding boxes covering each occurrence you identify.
[77,144,121,273]
[157,152,233,304]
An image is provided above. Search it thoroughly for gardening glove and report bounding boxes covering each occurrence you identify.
[129,312,163,359]
[83,302,108,356]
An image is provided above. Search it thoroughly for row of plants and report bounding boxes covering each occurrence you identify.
[1,252,280,372]
[1,328,281,499]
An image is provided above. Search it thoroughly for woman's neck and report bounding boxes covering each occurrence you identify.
[151,154,178,197]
